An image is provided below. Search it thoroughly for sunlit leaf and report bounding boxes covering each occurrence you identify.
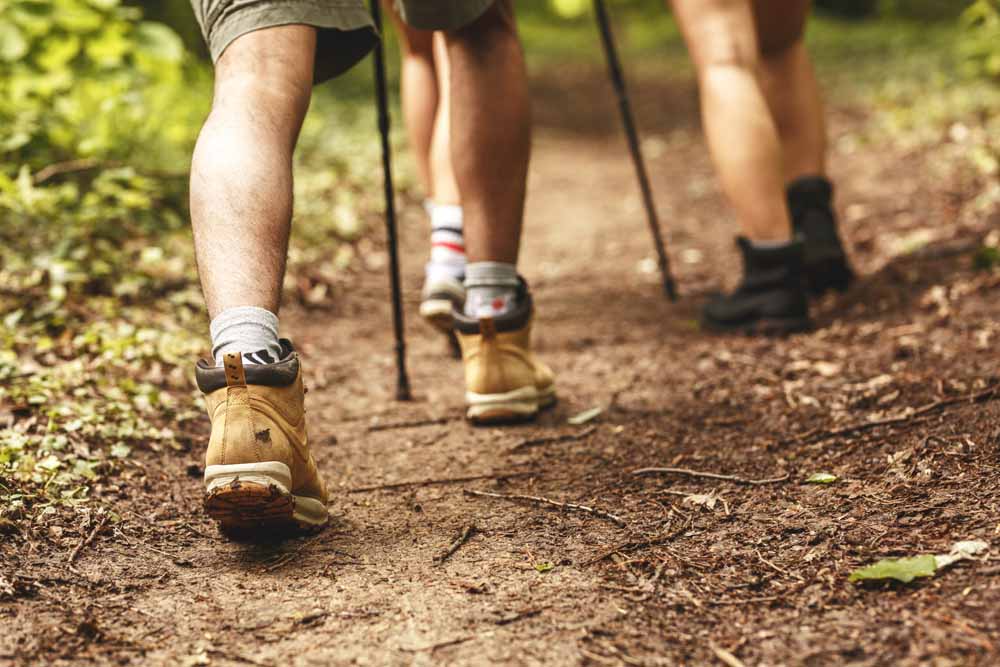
[0,22,29,62]
[849,555,937,583]
[568,406,602,425]
[806,473,838,484]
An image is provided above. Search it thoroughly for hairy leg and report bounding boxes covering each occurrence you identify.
[443,1,530,263]
[190,26,315,317]
[385,2,438,195]
[429,33,460,205]
[753,0,826,181]
[669,0,791,241]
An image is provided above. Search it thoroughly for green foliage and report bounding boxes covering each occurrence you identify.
[959,0,1000,79]
[0,1,389,526]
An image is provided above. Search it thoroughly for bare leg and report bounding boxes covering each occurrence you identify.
[190,26,315,318]
[669,0,791,242]
[429,34,460,205]
[385,3,438,195]
[753,0,826,181]
[443,1,530,264]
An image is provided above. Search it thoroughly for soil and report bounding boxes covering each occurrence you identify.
[3,63,1000,667]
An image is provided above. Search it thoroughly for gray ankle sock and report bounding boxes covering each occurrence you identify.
[464,261,519,318]
[209,306,283,366]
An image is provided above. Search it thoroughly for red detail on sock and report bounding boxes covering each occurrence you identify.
[432,241,465,253]
[491,297,507,311]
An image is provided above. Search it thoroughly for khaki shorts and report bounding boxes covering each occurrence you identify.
[190,1,495,83]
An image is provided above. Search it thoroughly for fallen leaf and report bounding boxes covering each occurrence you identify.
[568,407,602,425]
[849,554,937,583]
[806,473,838,484]
[850,540,989,583]
[935,540,989,569]
[534,562,554,573]
[683,493,718,511]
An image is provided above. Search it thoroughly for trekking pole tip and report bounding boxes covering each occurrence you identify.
[664,277,678,302]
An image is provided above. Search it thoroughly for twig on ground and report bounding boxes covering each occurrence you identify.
[463,489,627,528]
[348,471,533,493]
[435,524,477,565]
[67,513,109,566]
[507,425,598,453]
[495,607,546,626]
[710,643,747,667]
[632,467,789,486]
[709,596,780,606]
[401,635,477,653]
[367,416,454,432]
[782,385,999,446]
[754,549,804,582]
[585,519,692,565]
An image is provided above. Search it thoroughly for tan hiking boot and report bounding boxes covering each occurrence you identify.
[195,341,329,532]
[454,285,556,424]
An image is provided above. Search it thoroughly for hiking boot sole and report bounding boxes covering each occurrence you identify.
[420,299,462,359]
[466,385,557,425]
[204,462,328,533]
[420,298,455,334]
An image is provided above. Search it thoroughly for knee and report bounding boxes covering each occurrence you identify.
[692,33,760,78]
[212,68,313,128]
[213,28,315,122]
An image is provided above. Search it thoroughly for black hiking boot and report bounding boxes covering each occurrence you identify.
[787,176,855,296]
[701,237,812,335]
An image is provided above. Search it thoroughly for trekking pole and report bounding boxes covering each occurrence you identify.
[370,0,412,400]
[592,0,678,301]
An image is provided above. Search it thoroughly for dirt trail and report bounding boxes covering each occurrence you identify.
[5,68,1000,666]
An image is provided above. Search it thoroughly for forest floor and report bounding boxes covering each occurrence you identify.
[3,58,1000,666]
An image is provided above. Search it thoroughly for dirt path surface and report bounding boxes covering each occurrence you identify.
[4,67,1000,666]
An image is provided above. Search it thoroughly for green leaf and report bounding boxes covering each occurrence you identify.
[134,22,184,63]
[109,442,131,458]
[0,22,29,62]
[568,406,602,425]
[36,454,62,471]
[806,472,838,484]
[849,555,937,583]
[534,562,554,573]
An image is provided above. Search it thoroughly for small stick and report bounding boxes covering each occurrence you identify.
[367,416,454,432]
[67,513,109,566]
[633,467,789,486]
[435,524,477,565]
[507,425,598,453]
[585,519,692,565]
[463,489,627,528]
[348,471,533,493]
[710,643,747,667]
[495,607,545,626]
[402,635,476,653]
[782,385,998,446]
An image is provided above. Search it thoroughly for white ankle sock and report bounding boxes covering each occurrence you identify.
[464,262,519,318]
[209,306,283,366]
[427,202,465,282]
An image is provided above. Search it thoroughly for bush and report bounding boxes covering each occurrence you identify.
[959,0,1000,78]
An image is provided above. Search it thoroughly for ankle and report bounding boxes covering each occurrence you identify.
[464,262,520,318]
[210,306,283,365]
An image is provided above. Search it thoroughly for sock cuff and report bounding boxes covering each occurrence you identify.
[209,306,278,340]
[431,203,463,229]
[464,261,519,288]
